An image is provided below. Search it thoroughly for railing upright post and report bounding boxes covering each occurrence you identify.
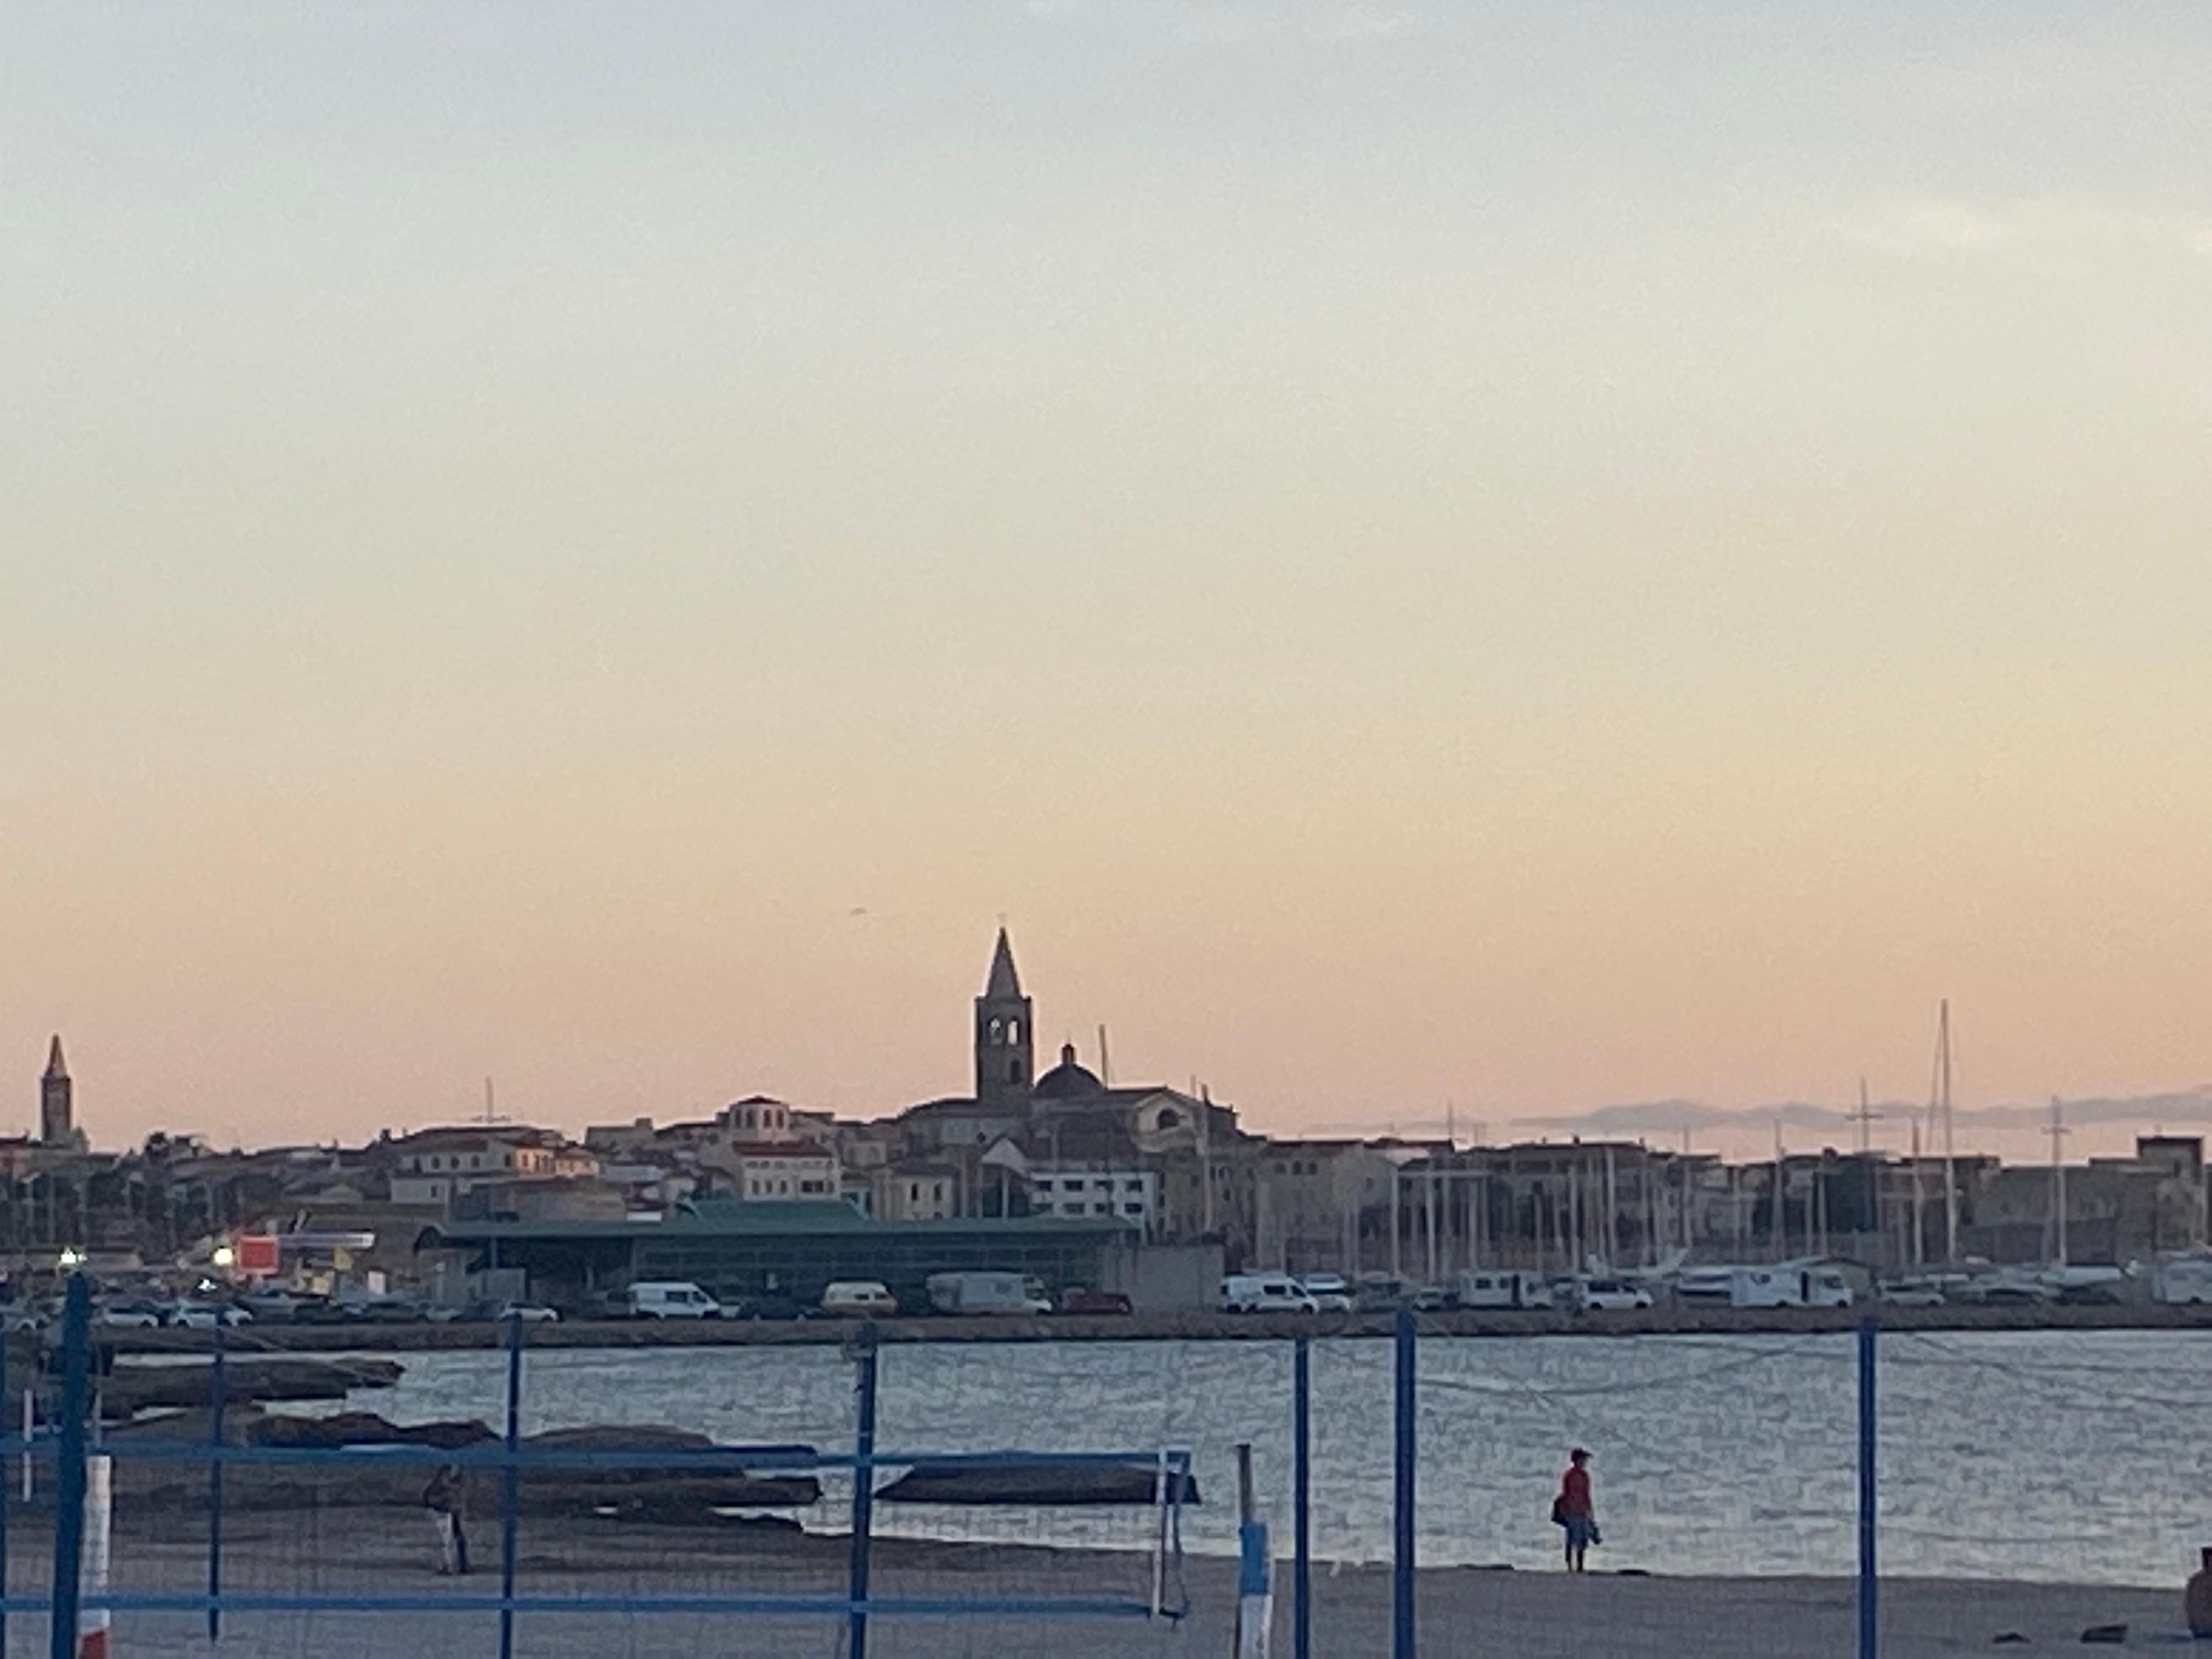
[50,1274,91,1659]
[1392,1306,1416,1659]
[208,1317,227,1640]
[1858,1316,1879,1659]
[499,1312,523,1659]
[1294,1337,1312,1659]
[848,1328,880,1659]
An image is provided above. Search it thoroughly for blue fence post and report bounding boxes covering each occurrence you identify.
[50,1274,91,1659]
[1858,1316,1878,1659]
[1293,1337,1311,1659]
[208,1317,228,1640]
[1393,1306,1416,1659]
[499,1312,523,1659]
[1,1321,15,1654]
[848,1328,880,1659]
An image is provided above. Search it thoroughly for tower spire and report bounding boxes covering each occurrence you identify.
[44,1035,66,1081]
[984,927,1023,999]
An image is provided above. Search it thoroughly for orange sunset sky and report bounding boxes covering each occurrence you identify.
[4,6,2209,1164]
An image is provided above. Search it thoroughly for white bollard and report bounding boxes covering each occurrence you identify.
[78,1453,111,1659]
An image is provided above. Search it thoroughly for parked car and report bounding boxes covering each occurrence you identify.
[495,1302,559,1324]
[627,1282,721,1320]
[1057,1288,1134,1316]
[1566,1278,1655,1313]
[94,1303,165,1330]
[1219,1275,1319,1314]
[1876,1279,1948,1308]
[723,1289,809,1322]
[353,1297,430,1324]
[820,1280,899,1318]
[1956,1272,2052,1306]
[237,1289,304,1323]
[170,1301,253,1329]
[1299,1273,1356,1313]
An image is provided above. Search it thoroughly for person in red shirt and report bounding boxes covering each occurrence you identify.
[1555,1448,1596,1572]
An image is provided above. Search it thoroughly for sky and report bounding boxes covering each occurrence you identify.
[4,3,2209,1163]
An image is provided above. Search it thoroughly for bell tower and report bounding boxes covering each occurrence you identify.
[40,1035,74,1148]
[974,928,1034,1105]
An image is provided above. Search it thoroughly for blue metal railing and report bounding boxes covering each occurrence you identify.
[1,1273,1194,1647]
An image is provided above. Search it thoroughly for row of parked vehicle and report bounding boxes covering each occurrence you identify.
[1218,1269,1669,1315]
[0,1289,576,1334]
[619,1273,1137,1321]
[1221,1254,2212,1316]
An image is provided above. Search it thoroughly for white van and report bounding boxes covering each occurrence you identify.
[1455,1269,1554,1311]
[627,1281,720,1319]
[821,1280,899,1318]
[1219,1274,1318,1314]
[2153,1256,2212,1305]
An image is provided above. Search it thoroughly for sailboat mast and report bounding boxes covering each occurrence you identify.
[2046,1096,2069,1267]
[1938,1000,1959,1264]
[1771,1120,1786,1262]
[1909,1110,1926,1268]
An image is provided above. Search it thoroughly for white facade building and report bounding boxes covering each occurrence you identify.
[1030,1167,1158,1233]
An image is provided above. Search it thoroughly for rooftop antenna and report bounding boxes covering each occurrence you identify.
[1849,1076,1882,1155]
[1097,1025,1112,1087]
[478,1076,509,1126]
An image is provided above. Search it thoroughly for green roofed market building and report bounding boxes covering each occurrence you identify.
[418,1198,1139,1311]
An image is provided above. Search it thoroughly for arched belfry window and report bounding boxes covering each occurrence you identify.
[988,1018,1004,1043]
[1007,1019,1021,1043]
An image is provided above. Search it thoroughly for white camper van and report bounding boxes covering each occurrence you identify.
[1673,1265,1853,1309]
[1455,1269,1554,1311]
[926,1271,1052,1316]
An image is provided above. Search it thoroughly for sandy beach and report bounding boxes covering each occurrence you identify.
[7,1506,2192,1656]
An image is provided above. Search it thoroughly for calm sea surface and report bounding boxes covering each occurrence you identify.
[302,1330,2212,1587]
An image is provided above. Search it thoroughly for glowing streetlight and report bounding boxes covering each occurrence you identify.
[211,1245,236,1269]
[57,1248,84,1271]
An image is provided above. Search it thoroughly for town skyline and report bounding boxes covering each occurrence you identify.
[13,928,2208,1165]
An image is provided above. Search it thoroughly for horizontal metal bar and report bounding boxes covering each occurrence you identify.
[0,1440,1189,1474]
[0,1592,1168,1619]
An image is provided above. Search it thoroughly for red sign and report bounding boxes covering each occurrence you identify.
[235,1235,280,1277]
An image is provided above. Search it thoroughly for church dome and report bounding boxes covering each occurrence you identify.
[1031,1042,1103,1100]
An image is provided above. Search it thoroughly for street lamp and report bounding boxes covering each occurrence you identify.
[57,1247,83,1271]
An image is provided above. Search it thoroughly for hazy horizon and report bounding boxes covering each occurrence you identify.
[7,5,2208,1160]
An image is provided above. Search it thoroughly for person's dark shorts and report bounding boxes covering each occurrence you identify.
[1564,1516,1595,1551]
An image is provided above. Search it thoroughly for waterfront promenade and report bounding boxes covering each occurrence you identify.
[1,1514,2186,1657]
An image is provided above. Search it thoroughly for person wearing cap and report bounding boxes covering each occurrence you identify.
[1554,1448,1596,1572]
